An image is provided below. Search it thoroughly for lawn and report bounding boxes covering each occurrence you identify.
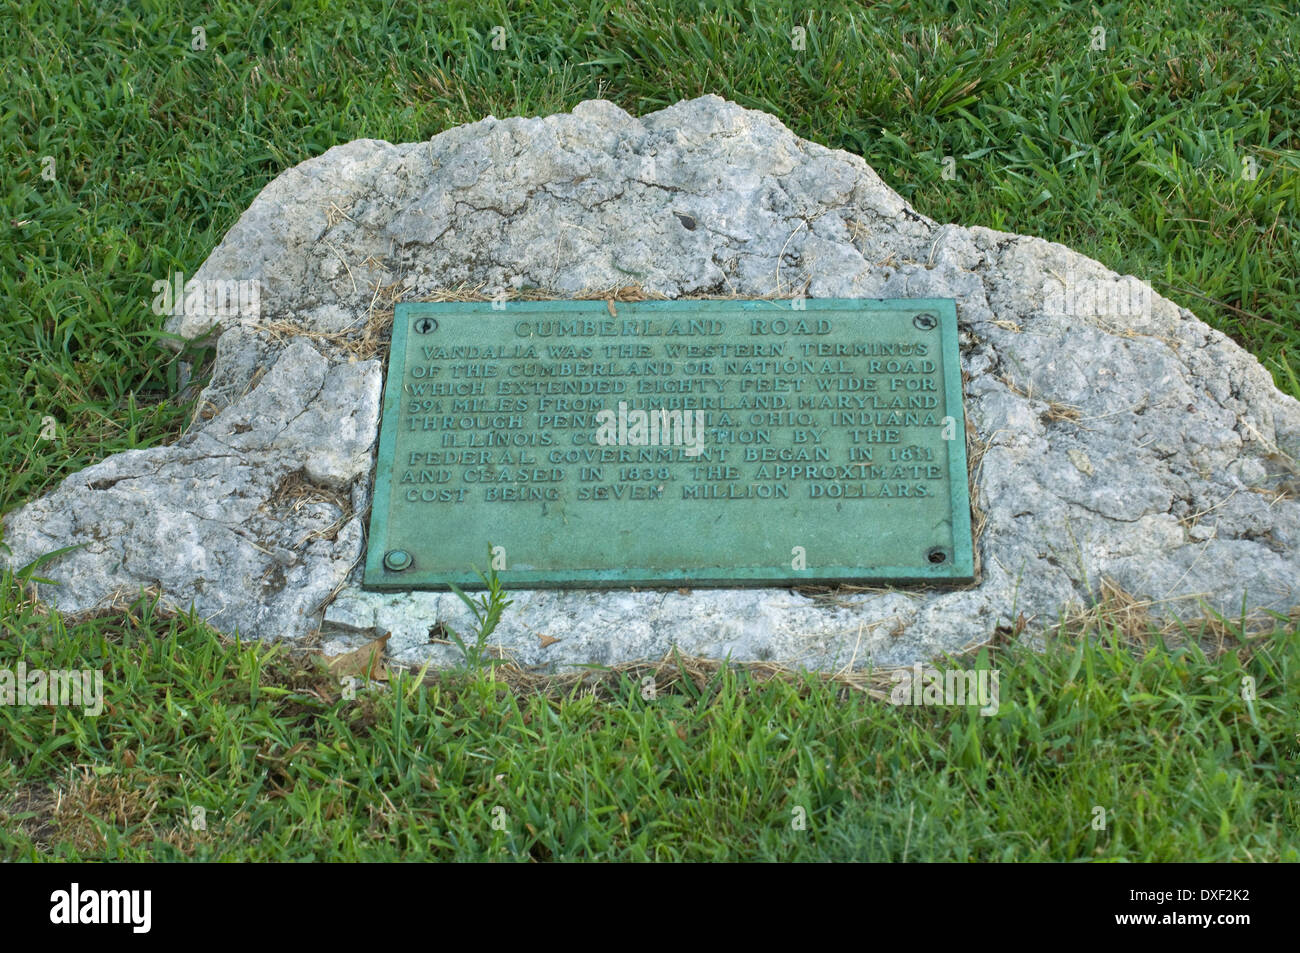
[1,0,1297,860]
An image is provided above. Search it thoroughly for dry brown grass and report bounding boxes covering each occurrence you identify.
[0,778,61,851]
[1041,401,1084,424]
[20,766,210,856]
[266,469,354,543]
[996,372,1083,424]
[334,574,1275,704]
[1053,574,1281,659]
[417,646,957,704]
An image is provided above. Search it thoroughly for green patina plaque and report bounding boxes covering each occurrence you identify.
[364,298,973,589]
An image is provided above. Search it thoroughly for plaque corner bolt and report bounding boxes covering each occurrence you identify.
[384,549,413,572]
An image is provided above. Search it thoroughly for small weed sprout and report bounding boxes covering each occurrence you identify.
[446,544,513,670]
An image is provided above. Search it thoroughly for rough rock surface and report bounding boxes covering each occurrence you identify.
[5,95,1298,671]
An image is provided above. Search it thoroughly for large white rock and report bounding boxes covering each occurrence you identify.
[5,96,1297,670]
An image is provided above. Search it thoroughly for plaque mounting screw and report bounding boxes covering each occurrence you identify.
[414,317,438,333]
[913,313,937,330]
[383,549,412,572]
[926,547,948,565]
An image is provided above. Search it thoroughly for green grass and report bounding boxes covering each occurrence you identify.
[2,0,1298,859]
[0,571,1295,861]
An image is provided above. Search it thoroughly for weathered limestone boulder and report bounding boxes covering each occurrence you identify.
[5,96,1297,670]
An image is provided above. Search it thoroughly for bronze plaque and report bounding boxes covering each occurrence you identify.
[365,299,972,588]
